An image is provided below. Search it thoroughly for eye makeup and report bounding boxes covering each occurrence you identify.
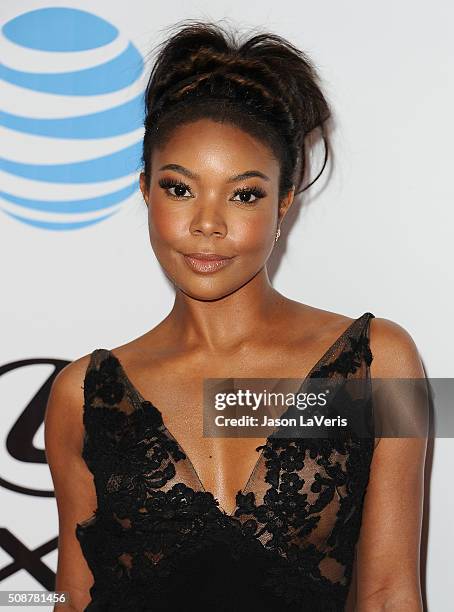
[157,177,267,205]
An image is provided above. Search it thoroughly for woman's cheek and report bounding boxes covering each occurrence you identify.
[149,205,188,246]
[234,213,274,255]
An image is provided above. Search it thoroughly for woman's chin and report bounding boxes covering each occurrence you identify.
[174,275,248,301]
[178,284,237,302]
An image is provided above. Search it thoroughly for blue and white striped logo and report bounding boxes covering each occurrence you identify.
[0,7,145,230]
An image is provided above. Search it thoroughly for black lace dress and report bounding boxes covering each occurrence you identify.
[75,312,376,611]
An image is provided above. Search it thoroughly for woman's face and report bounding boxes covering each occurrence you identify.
[140,118,294,301]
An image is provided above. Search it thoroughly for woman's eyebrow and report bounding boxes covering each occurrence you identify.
[158,163,270,182]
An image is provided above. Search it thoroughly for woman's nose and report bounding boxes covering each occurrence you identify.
[189,200,228,238]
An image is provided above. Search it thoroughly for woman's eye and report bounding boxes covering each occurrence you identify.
[158,178,192,199]
[231,188,266,205]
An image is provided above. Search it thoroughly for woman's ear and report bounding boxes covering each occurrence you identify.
[139,172,149,207]
[278,186,295,223]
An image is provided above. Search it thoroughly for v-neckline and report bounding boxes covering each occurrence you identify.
[102,312,372,517]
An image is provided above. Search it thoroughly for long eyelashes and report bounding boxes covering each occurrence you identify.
[157,177,267,205]
[158,178,193,199]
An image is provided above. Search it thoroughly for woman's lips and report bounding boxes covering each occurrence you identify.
[182,253,234,274]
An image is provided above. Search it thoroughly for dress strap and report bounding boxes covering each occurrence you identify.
[357,311,375,367]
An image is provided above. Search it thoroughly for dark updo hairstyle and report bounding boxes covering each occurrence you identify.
[142,20,331,201]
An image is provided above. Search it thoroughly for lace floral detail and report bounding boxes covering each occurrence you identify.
[76,312,375,611]
[312,331,373,379]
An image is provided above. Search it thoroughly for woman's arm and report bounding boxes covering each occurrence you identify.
[355,318,428,611]
[44,356,97,612]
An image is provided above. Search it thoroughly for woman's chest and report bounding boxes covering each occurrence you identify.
[124,368,309,517]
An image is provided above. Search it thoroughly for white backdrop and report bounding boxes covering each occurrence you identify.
[1,1,452,610]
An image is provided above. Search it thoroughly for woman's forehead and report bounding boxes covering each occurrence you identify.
[151,119,280,178]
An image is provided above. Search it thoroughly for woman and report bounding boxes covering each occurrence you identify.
[45,20,427,612]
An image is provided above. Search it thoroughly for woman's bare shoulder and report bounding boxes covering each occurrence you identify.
[44,350,97,440]
[285,304,425,378]
[52,350,95,397]
[290,304,424,369]
[368,316,425,378]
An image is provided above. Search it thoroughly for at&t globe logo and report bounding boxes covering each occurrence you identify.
[0,7,145,230]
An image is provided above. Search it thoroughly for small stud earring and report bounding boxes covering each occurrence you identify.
[274,227,281,243]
